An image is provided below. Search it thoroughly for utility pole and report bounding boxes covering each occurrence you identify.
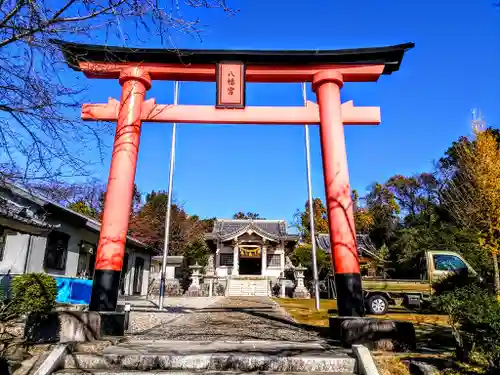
[302,83,321,311]
[159,81,179,310]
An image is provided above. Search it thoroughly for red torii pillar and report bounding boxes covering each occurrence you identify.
[89,67,152,309]
[55,40,413,316]
[313,71,361,315]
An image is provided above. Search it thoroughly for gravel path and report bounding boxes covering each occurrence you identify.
[129,297,323,342]
[126,297,223,334]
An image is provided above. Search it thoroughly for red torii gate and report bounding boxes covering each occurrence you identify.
[55,40,413,317]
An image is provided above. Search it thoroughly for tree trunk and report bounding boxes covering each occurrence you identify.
[493,251,500,295]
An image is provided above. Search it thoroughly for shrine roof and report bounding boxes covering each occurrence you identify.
[52,40,414,75]
[206,219,299,242]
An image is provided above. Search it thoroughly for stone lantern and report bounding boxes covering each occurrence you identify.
[187,262,203,297]
[293,264,310,299]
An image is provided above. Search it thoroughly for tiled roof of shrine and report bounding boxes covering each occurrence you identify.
[206,219,299,242]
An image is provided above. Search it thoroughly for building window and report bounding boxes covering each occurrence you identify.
[77,242,96,278]
[0,227,6,261]
[174,266,183,279]
[267,254,281,267]
[44,231,70,271]
[220,253,234,266]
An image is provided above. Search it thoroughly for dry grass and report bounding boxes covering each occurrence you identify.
[374,356,411,375]
[275,298,332,327]
[274,299,475,374]
[274,298,449,327]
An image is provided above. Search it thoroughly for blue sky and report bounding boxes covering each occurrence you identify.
[72,0,500,227]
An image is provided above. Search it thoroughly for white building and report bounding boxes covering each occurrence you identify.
[0,182,157,297]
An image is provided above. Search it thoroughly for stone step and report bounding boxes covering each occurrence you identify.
[227,279,270,297]
[227,292,270,297]
[57,372,356,375]
[63,340,356,373]
[227,284,268,287]
[227,291,269,294]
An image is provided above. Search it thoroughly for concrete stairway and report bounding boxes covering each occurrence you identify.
[55,340,357,374]
[226,277,270,297]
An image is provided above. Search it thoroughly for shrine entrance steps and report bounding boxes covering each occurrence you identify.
[226,276,271,297]
[52,297,358,375]
[59,340,356,374]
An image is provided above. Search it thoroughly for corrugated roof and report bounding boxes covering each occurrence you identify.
[316,233,380,259]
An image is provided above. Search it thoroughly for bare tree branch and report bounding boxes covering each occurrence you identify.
[0,0,236,185]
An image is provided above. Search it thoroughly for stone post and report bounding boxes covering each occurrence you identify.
[187,262,203,297]
[204,272,215,297]
[293,264,310,299]
[215,240,221,274]
[261,245,267,275]
[278,272,287,298]
[280,249,285,273]
[232,243,239,275]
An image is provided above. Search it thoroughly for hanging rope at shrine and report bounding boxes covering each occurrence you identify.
[239,246,261,258]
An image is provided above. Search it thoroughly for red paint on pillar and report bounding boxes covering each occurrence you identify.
[313,70,360,275]
[95,67,151,272]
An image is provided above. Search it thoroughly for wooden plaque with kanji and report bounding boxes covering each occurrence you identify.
[216,62,246,108]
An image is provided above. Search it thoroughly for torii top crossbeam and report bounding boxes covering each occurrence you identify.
[55,40,412,78]
[54,40,414,316]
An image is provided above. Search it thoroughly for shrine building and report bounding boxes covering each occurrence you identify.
[205,219,298,279]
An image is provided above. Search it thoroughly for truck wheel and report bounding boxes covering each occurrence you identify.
[367,295,389,315]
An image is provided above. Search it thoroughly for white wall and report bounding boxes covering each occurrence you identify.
[123,252,134,296]
[165,265,176,279]
[122,251,151,296]
[141,255,150,296]
[263,248,283,277]
[214,244,284,277]
[0,231,30,274]
[216,244,234,277]
[26,235,48,273]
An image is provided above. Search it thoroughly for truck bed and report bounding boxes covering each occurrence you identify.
[362,277,431,294]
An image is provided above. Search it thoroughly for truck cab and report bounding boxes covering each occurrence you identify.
[422,250,477,283]
[362,250,477,315]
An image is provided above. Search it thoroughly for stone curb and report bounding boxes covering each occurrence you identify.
[33,344,68,375]
[352,344,380,375]
[269,298,297,323]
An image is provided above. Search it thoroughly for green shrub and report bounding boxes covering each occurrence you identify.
[10,273,57,316]
[433,283,500,369]
[180,240,209,292]
[290,244,331,280]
